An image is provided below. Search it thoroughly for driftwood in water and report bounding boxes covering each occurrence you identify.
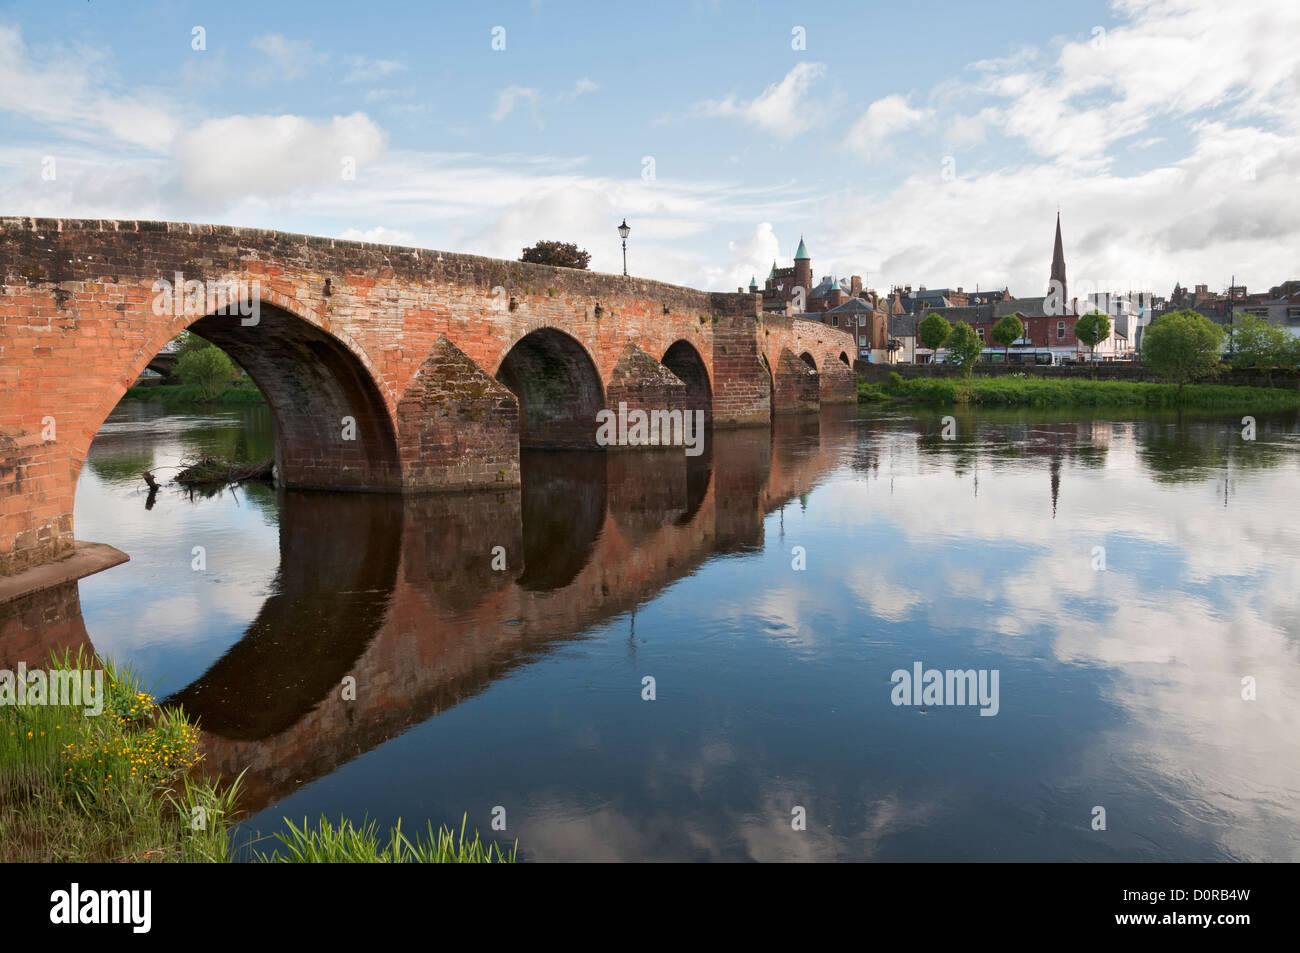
[172,455,274,487]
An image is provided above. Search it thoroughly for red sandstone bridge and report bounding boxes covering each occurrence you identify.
[0,217,856,587]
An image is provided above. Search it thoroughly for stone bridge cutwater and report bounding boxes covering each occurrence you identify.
[0,217,856,586]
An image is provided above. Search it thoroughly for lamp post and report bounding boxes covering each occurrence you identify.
[618,219,630,276]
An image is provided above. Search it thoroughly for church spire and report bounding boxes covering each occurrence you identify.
[1049,212,1067,301]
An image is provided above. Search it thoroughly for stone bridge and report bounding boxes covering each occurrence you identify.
[0,413,856,814]
[0,217,856,583]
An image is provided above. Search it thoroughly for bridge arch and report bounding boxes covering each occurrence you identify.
[82,297,401,494]
[660,339,713,425]
[188,303,401,489]
[839,351,850,366]
[495,326,605,449]
[798,351,818,371]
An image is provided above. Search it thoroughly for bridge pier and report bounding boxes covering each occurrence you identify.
[818,351,858,404]
[397,337,520,490]
[772,348,821,414]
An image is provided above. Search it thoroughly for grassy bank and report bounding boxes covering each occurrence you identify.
[0,650,236,862]
[860,374,1300,410]
[124,383,265,406]
[1,651,512,863]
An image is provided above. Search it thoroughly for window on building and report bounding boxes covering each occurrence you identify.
[977,328,985,342]
[831,316,839,327]
[859,335,866,347]
[1057,321,1066,340]
[858,315,866,327]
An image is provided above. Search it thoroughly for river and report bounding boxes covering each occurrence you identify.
[33,399,1300,860]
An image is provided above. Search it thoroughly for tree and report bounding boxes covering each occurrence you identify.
[945,321,984,378]
[173,329,212,354]
[1074,311,1111,364]
[520,240,591,270]
[1140,309,1223,394]
[176,346,238,400]
[990,314,1024,363]
[1228,312,1290,383]
[918,312,952,363]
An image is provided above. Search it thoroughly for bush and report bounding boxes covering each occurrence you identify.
[520,240,591,270]
[175,347,239,401]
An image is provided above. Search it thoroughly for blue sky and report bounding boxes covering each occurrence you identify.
[2,0,1297,296]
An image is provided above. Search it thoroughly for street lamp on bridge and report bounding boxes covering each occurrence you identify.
[618,219,630,276]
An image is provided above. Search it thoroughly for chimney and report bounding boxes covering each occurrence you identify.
[851,275,862,296]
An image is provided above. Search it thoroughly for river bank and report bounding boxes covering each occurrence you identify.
[859,373,1300,409]
[0,651,513,862]
[123,383,266,407]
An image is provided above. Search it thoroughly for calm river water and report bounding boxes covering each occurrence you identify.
[36,400,1300,860]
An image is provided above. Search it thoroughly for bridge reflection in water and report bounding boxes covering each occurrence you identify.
[6,412,847,816]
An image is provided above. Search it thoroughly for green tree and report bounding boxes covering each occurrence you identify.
[520,240,591,270]
[1228,312,1290,383]
[918,312,952,363]
[171,329,213,354]
[990,314,1024,363]
[945,321,984,378]
[1140,309,1223,394]
[176,346,238,401]
[1280,333,1300,370]
[1074,311,1112,364]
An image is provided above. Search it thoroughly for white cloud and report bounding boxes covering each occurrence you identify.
[694,221,782,292]
[173,113,387,200]
[337,225,420,245]
[560,77,599,101]
[491,86,542,125]
[0,25,178,150]
[846,94,933,157]
[967,0,1300,164]
[342,54,406,84]
[696,62,827,139]
[249,33,319,81]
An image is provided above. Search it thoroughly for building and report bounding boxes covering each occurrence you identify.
[761,237,878,316]
[761,237,814,313]
[820,296,889,361]
[886,312,918,364]
[1232,282,1300,340]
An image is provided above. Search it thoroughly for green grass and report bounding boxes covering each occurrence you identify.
[256,815,516,863]
[0,649,239,862]
[864,374,1300,410]
[1,649,515,863]
[124,383,266,406]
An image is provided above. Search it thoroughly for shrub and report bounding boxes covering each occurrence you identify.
[520,240,590,270]
[175,347,239,401]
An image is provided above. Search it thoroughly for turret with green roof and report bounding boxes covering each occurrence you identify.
[793,235,812,292]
